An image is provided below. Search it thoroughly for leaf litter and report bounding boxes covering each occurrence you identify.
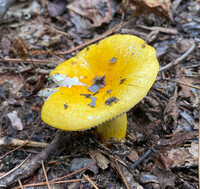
[0,0,199,188]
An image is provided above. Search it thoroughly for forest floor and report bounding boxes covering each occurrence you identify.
[0,0,199,188]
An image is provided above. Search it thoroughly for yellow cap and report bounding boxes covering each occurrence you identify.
[41,35,159,131]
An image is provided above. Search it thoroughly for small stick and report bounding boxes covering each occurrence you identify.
[114,160,130,189]
[18,180,23,189]
[198,109,200,188]
[41,160,51,189]
[12,178,90,189]
[50,162,95,182]
[130,149,152,170]
[159,43,195,72]
[0,137,49,148]
[57,18,134,55]
[166,79,200,90]
[0,141,28,160]
[46,26,69,37]
[100,150,127,167]
[83,174,99,189]
[136,25,179,34]
[3,57,61,64]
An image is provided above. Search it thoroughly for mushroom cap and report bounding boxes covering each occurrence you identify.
[41,35,159,131]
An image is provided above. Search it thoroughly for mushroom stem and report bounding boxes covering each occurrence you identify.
[97,113,127,141]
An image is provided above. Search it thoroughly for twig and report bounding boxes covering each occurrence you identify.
[12,178,91,189]
[199,110,200,189]
[50,162,95,182]
[41,160,51,189]
[46,26,69,37]
[3,57,61,64]
[166,79,200,90]
[136,25,179,34]
[0,131,69,188]
[114,160,130,189]
[130,149,152,170]
[57,18,134,55]
[159,43,196,72]
[91,138,127,167]
[100,149,127,167]
[83,174,99,189]
[0,141,28,160]
[0,137,49,148]
[18,180,23,189]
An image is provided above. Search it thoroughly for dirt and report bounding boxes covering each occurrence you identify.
[0,0,199,188]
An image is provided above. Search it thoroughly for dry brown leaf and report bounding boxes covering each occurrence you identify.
[130,0,171,18]
[0,73,24,94]
[168,143,198,167]
[178,78,193,98]
[13,37,30,61]
[67,0,115,27]
[152,167,175,189]
[164,86,179,125]
[151,153,175,189]
[153,153,174,171]
[126,148,139,162]
[89,149,110,170]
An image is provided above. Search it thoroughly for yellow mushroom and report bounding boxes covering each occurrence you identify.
[40,34,159,141]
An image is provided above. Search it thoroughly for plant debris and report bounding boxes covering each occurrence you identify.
[88,75,106,93]
[88,96,97,107]
[109,57,117,63]
[64,103,68,109]
[0,0,199,188]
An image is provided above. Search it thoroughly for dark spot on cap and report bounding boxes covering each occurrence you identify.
[93,75,106,89]
[64,103,68,109]
[106,90,112,94]
[105,97,119,106]
[71,61,76,65]
[109,57,117,63]
[80,93,91,98]
[120,78,126,84]
[142,43,146,48]
[88,75,106,93]
[88,96,97,107]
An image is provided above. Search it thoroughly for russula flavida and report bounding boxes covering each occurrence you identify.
[40,35,159,141]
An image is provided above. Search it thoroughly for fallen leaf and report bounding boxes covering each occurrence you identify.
[151,153,175,189]
[67,0,115,27]
[178,78,193,98]
[47,1,66,17]
[156,131,198,150]
[71,158,98,178]
[89,149,110,170]
[1,36,11,55]
[153,153,174,171]
[7,111,23,131]
[126,148,139,162]
[168,143,198,168]
[152,167,175,189]
[130,0,171,18]
[0,73,24,94]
